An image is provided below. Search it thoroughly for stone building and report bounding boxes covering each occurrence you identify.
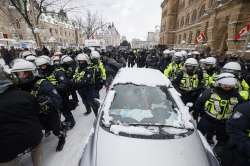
[0,0,84,48]
[95,23,120,47]
[160,0,250,54]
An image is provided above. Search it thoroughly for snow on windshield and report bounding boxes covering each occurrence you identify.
[109,84,179,126]
[111,68,171,87]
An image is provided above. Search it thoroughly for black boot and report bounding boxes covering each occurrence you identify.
[56,134,66,152]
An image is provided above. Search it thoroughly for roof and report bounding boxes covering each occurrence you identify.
[111,68,171,87]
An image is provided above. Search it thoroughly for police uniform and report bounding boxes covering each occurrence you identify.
[164,62,183,80]
[195,87,243,145]
[226,102,250,166]
[172,70,203,104]
[47,66,75,129]
[202,72,217,88]
[238,79,250,101]
[73,66,100,116]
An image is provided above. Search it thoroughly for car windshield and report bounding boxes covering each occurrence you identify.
[109,84,179,126]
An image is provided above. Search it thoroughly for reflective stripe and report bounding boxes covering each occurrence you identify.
[179,72,199,91]
[205,93,239,120]
[202,72,216,87]
[98,62,106,80]
[73,68,85,81]
[247,130,250,137]
[30,79,46,97]
[164,63,183,79]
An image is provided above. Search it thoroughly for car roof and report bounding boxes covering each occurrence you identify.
[111,68,171,87]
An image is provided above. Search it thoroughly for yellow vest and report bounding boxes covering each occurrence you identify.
[205,93,239,120]
[179,72,199,91]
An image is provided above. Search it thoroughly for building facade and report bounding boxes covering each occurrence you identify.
[0,0,84,48]
[160,0,250,54]
[95,23,120,47]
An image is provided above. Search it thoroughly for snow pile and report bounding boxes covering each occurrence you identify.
[110,125,155,136]
[111,68,171,87]
[111,109,153,122]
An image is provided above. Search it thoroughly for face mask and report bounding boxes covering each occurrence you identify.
[79,62,88,69]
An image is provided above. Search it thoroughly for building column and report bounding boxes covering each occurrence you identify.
[207,14,218,52]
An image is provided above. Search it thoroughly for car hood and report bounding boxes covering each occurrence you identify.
[96,127,210,166]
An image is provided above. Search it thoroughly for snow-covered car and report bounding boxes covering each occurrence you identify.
[80,68,219,166]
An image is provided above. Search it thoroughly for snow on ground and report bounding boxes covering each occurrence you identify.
[17,90,106,166]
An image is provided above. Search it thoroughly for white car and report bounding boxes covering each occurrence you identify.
[80,68,219,166]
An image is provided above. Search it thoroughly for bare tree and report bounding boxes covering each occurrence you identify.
[79,11,106,39]
[8,0,78,47]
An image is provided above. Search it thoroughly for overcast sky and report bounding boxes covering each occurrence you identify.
[68,0,163,41]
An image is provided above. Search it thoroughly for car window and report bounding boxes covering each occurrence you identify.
[109,84,179,125]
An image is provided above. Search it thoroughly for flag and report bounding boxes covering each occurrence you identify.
[234,24,250,40]
[196,32,206,43]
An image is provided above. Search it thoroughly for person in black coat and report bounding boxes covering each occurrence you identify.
[225,102,250,166]
[0,67,43,165]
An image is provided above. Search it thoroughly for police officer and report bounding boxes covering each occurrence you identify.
[195,73,243,146]
[226,101,250,166]
[90,51,106,93]
[60,55,79,110]
[159,49,172,72]
[35,56,76,130]
[222,61,250,100]
[11,60,66,152]
[202,57,218,88]
[172,58,203,104]
[0,66,43,165]
[73,53,100,116]
[164,52,184,81]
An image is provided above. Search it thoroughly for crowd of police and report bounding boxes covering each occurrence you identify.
[0,45,250,166]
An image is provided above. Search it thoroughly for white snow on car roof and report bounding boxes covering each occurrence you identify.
[111,68,171,87]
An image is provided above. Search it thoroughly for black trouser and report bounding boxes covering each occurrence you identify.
[79,91,100,117]
[198,114,228,144]
[61,95,75,123]
[39,110,61,136]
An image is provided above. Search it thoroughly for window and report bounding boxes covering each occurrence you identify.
[183,33,187,42]
[109,84,178,125]
[180,17,184,28]
[191,10,197,23]
[16,19,20,29]
[185,14,190,26]
[199,5,205,18]
[178,34,182,44]
[188,31,193,44]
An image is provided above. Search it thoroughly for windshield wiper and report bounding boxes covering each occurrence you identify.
[126,123,192,130]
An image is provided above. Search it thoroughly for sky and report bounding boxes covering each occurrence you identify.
[68,0,163,41]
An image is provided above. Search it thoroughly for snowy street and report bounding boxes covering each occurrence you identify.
[18,104,95,166]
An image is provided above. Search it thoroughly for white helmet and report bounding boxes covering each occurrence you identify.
[21,51,34,58]
[181,50,188,57]
[35,56,51,67]
[76,53,89,62]
[60,55,73,64]
[215,73,238,87]
[90,51,101,60]
[163,49,171,55]
[191,51,200,55]
[184,58,198,67]
[199,58,206,64]
[25,55,37,62]
[223,62,241,72]
[205,57,217,65]
[11,60,36,73]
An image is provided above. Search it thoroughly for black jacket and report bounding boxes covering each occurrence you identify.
[226,102,250,165]
[0,87,42,162]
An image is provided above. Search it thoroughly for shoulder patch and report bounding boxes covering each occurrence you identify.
[232,112,242,119]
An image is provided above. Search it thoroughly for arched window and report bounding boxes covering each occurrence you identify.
[185,14,190,26]
[199,5,205,18]
[183,33,187,42]
[191,10,197,23]
[176,20,179,29]
[188,31,193,43]
[16,19,20,29]
[181,17,184,28]
[178,34,182,44]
